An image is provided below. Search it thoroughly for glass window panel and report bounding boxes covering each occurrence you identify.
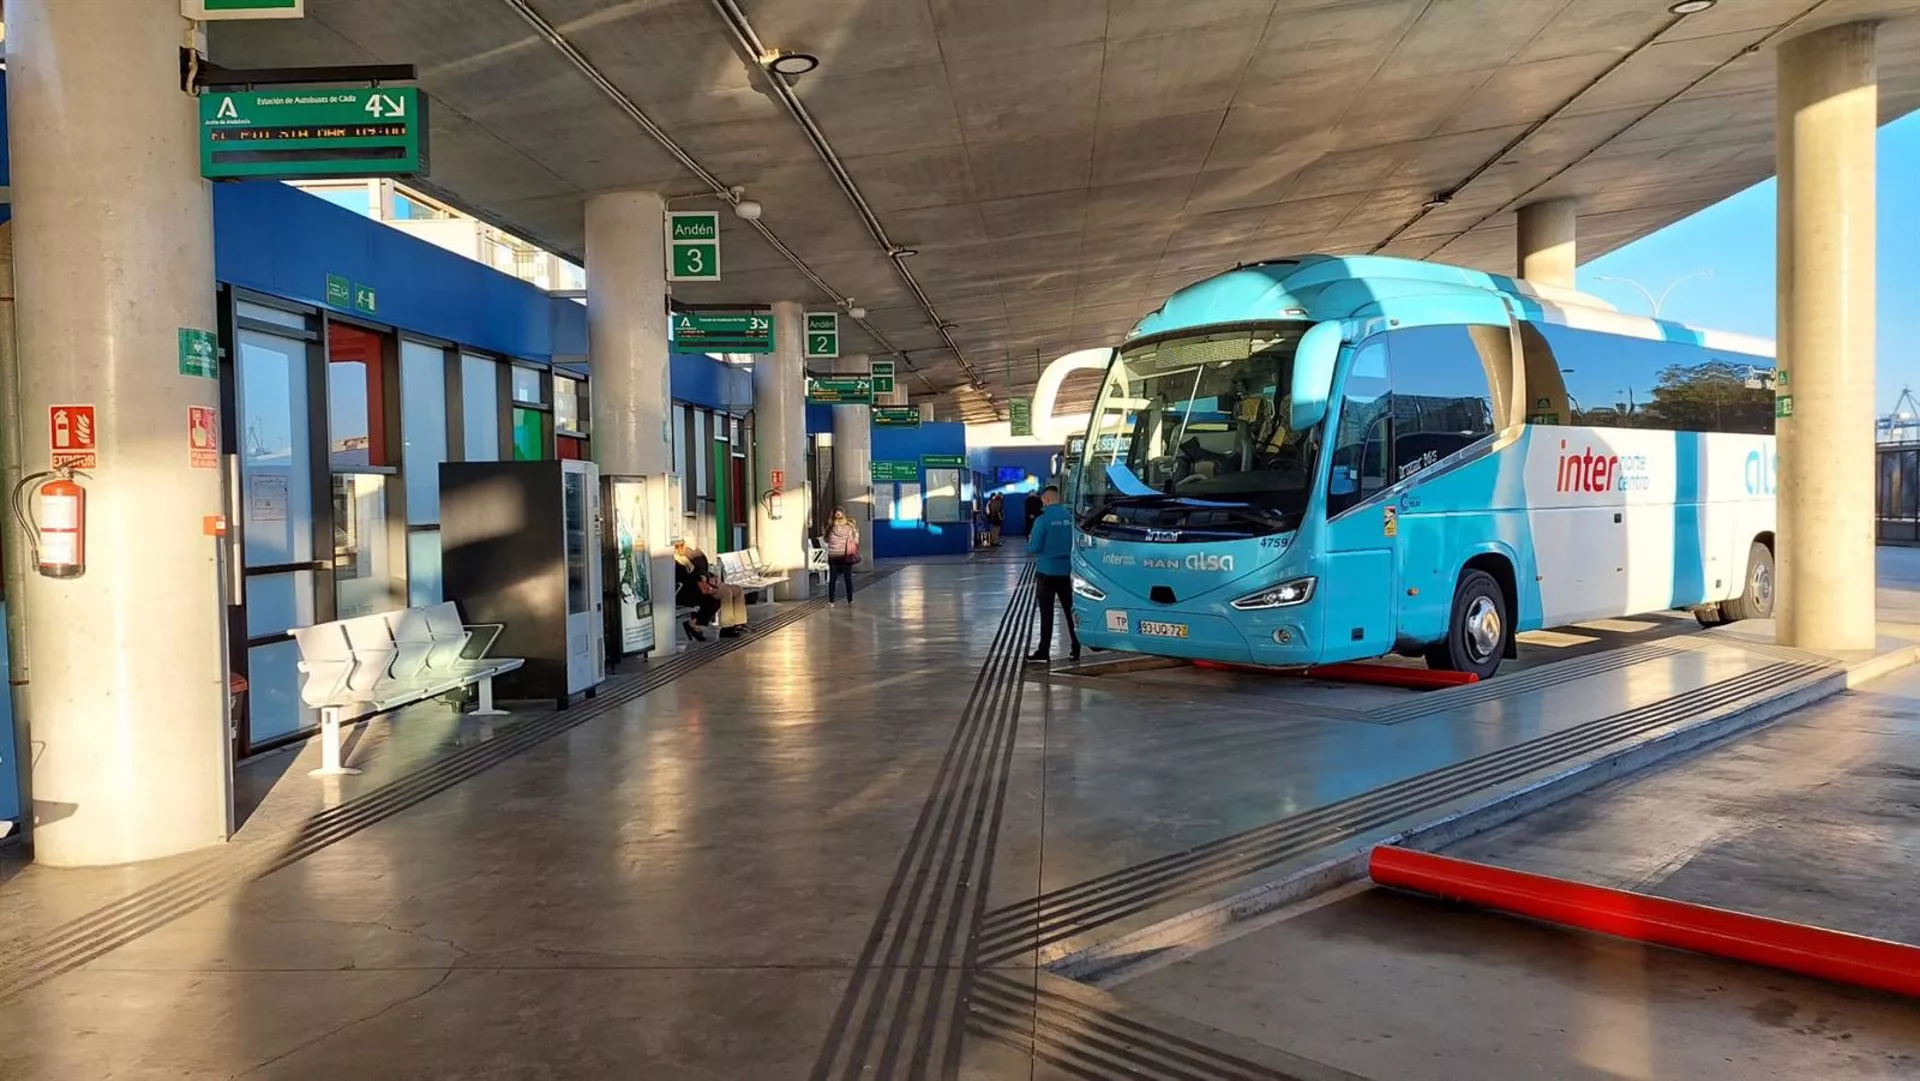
[462,354,501,460]
[333,473,399,619]
[925,468,963,523]
[1327,338,1392,517]
[238,329,313,568]
[247,639,314,745]
[247,570,317,639]
[1389,324,1496,483]
[512,408,545,461]
[510,365,545,405]
[400,340,449,525]
[672,404,688,482]
[328,323,388,469]
[1537,325,1774,435]
[694,411,710,498]
[553,376,581,432]
[236,301,309,330]
[407,530,442,606]
[563,472,590,615]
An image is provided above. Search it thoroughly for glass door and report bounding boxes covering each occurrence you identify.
[235,312,326,748]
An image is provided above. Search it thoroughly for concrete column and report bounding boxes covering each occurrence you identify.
[1515,197,1577,288]
[7,0,229,865]
[753,302,809,600]
[584,190,679,654]
[831,397,873,570]
[1776,22,1878,651]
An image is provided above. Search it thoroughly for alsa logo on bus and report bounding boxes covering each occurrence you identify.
[1554,440,1650,494]
[1140,553,1237,572]
[1746,450,1777,496]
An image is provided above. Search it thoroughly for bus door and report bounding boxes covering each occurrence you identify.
[1320,340,1398,661]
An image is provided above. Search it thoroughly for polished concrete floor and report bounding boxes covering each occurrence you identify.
[0,556,1914,1079]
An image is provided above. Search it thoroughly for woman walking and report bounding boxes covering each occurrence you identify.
[825,507,860,606]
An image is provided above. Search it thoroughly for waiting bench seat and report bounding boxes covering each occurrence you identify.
[718,550,786,591]
[290,601,524,777]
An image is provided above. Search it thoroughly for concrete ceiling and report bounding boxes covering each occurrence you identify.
[211,0,1920,422]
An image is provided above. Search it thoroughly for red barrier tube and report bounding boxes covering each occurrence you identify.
[1369,846,1920,998]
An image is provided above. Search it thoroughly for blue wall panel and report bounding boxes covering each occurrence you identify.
[214,181,571,361]
[871,422,972,559]
[805,402,835,435]
[976,448,1055,534]
[671,351,752,412]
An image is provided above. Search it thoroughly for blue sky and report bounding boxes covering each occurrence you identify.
[1577,111,1918,414]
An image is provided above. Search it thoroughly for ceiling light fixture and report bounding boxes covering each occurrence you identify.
[888,246,919,259]
[761,49,819,76]
[846,304,867,319]
[1423,192,1453,210]
[1668,1,1714,14]
[732,199,762,221]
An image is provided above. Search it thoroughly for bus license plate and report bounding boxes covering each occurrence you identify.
[1140,621,1189,639]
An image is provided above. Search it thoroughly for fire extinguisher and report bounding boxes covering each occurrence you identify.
[14,467,87,579]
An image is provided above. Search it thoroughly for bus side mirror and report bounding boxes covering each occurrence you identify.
[1290,321,1343,430]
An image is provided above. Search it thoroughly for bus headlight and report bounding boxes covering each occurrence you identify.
[1231,577,1316,610]
[1072,574,1106,601]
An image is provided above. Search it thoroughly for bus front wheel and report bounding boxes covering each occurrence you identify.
[1427,570,1509,680]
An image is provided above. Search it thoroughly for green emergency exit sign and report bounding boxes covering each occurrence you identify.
[200,87,428,180]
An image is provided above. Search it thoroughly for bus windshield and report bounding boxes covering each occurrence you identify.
[1076,325,1316,537]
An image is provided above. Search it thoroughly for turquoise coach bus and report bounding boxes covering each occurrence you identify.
[1067,255,1778,678]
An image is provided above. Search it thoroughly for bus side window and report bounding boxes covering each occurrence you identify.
[1327,338,1392,517]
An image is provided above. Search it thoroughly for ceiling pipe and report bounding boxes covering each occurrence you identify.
[703,0,985,393]
[497,0,937,394]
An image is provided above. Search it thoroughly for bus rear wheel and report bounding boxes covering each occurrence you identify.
[1426,570,1509,680]
[1719,541,1776,623]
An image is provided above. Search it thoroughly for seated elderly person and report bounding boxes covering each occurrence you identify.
[672,539,746,641]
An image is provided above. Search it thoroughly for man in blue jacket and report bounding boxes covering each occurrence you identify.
[1025,485,1081,664]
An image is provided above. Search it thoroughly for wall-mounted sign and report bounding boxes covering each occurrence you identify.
[805,312,840,359]
[870,461,919,482]
[871,359,896,396]
[672,310,771,353]
[1008,397,1033,438]
[667,211,720,282]
[807,376,873,405]
[184,0,304,18]
[49,404,98,470]
[872,406,921,428]
[921,454,966,469]
[188,407,220,469]
[325,273,351,308]
[352,283,378,315]
[178,327,219,379]
[200,87,427,181]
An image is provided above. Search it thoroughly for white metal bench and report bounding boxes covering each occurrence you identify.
[806,540,829,589]
[718,551,786,596]
[290,601,525,777]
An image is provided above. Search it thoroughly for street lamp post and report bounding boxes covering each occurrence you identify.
[1593,269,1715,318]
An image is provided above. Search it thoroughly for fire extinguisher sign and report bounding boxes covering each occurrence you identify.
[49,404,98,470]
[189,406,219,469]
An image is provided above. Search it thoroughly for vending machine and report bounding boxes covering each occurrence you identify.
[440,459,605,708]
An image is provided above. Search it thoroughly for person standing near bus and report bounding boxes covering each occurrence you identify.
[1026,485,1081,664]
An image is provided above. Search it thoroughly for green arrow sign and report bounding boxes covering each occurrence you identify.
[871,406,922,428]
[1008,397,1033,438]
[805,312,840,359]
[807,376,873,405]
[667,212,721,282]
[672,310,771,353]
[922,454,967,469]
[870,460,919,482]
[871,358,896,396]
[200,87,427,180]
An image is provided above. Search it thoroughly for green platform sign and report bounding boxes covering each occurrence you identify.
[1008,397,1033,437]
[872,406,921,429]
[672,310,771,353]
[200,87,427,181]
[805,313,840,359]
[807,376,873,405]
[185,0,303,17]
[870,460,919,482]
[667,212,720,282]
[871,358,896,396]
[922,454,966,469]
